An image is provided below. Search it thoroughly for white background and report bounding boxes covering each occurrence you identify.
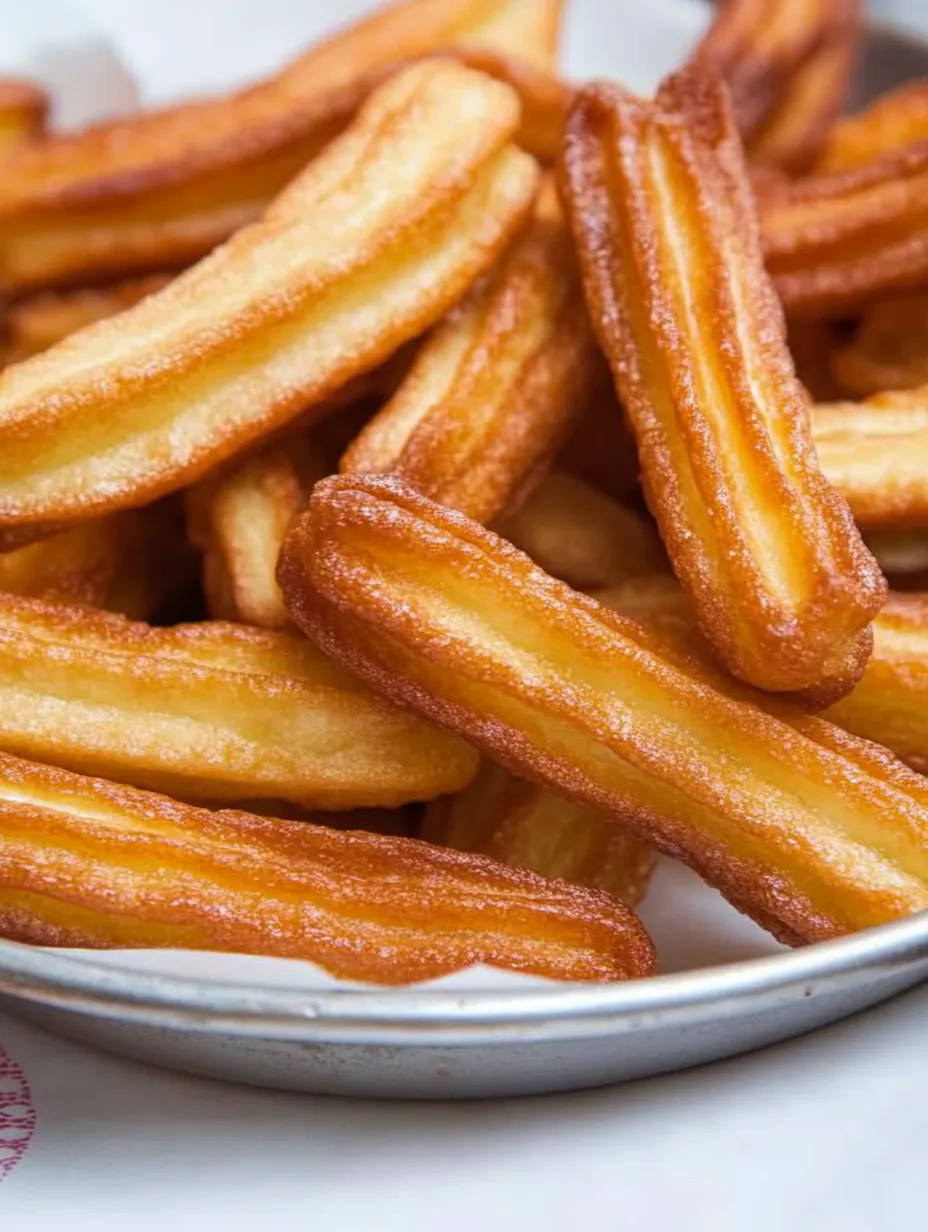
[2,2,928,1228]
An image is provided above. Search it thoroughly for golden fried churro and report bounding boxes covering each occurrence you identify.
[279,475,928,944]
[0,592,478,808]
[824,592,928,775]
[0,80,47,156]
[812,393,928,528]
[561,69,883,697]
[342,188,598,524]
[747,1,861,174]
[0,0,561,292]
[759,147,928,317]
[497,472,667,591]
[818,79,928,173]
[0,275,173,366]
[0,502,193,620]
[188,436,328,628]
[0,751,654,984]
[425,759,656,906]
[694,0,847,143]
[0,61,540,550]
[830,294,928,397]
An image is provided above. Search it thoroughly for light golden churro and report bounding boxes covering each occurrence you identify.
[0,79,47,156]
[561,69,883,698]
[0,0,561,292]
[342,188,598,524]
[1,275,173,366]
[0,751,654,984]
[279,475,928,945]
[694,0,847,143]
[188,437,328,628]
[0,592,478,808]
[497,471,667,591]
[747,1,861,175]
[830,294,928,397]
[424,759,656,907]
[759,146,928,317]
[0,61,539,550]
[0,502,193,620]
[812,393,928,528]
[818,78,928,173]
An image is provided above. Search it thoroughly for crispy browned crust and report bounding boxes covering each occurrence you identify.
[0,1,562,291]
[818,78,928,173]
[746,0,861,175]
[424,759,656,907]
[823,592,928,775]
[0,500,194,620]
[188,436,328,628]
[497,471,667,590]
[830,294,928,397]
[342,188,597,524]
[0,79,47,156]
[1,275,173,365]
[0,749,653,984]
[0,61,540,549]
[0,591,478,808]
[693,0,847,143]
[278,474,928,945]
[812,392,928,527]
[759,146,928,316]
[560,68,884,696]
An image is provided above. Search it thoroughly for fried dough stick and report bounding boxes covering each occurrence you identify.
[342,188,599,524]
[425,760,656,907]
[561,69,883,699]
[598,575,928,781]
[279,476,928,945]
[830,294,928,397]
[812,393,928,528]
[0,752,654,985]
[817,79,928,173]
[497,471,667,591]
[0,593,478,808]
[0,503,193,620]
[1,276,172,366]
[693,0,849,144]
[188,437,328,628]
[746,0,861,175]
[0,80,47,156]
[0,0,561,293]
[0,61,539,550]
[759,146,928,317]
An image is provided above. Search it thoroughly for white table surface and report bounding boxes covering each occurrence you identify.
[2,2,928,1227]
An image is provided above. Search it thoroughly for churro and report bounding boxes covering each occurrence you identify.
[831,294,928,397]
[0,79,47,156]
[0,593,478,808]
[343,188,597,524]
[812,392,928,528]
[0,61,539,549]
[497,471,667,590]
[561,68,883,697]
[0,0,561,292]
[279,475,928,945]
[0,750,653,984]
[818,78,928,173]
[425,759,656,906]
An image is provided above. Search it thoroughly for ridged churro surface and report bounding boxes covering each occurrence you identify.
[561,68,883,696]
[0,592,478,808]
[279,475,928,946]
[0,750,654,984]
[818,78,928,173]
[343,189,597,524]
[0,61,539,549]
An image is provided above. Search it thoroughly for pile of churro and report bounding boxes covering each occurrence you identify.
[1,0,928,986]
